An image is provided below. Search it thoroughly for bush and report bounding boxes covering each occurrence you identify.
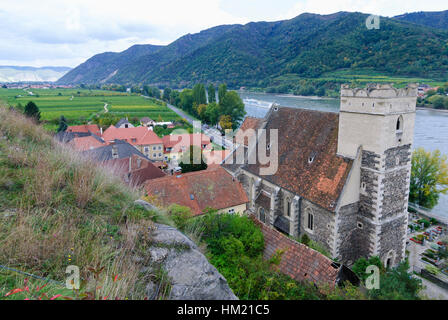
[167,204,194,231]
[300,234,310,246]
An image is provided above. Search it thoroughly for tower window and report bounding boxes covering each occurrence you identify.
[396,116,403,133]
[361,182,367,192]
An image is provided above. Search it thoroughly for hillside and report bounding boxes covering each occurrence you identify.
[394,10,448,30]
[0,103,235,300]
[0,66,71,83]
[58,11,448,88]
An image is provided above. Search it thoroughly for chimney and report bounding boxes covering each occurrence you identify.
[100,127,103,136]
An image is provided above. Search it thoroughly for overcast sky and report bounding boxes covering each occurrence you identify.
[0,0,446,68]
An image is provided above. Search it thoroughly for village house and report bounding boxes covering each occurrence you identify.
[162,133,212,163]
[146,167,249,216]
[140,117,155,128]
[115,118,134,129]
[102,126,164,161]
[71,134,106,151]
[223,84,418,268]
[104,154,166,186]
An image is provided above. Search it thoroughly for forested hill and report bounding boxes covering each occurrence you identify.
[58,11,448,87]
[394,10,448,30]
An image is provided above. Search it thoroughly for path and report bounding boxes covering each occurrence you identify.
[141,95,235,149]
[104,103,109,113]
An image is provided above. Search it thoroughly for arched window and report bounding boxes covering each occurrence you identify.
[259,207,266,223]
[305,208,314,232]
[396,116,403,133]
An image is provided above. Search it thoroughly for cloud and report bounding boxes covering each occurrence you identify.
[0,0,446,67]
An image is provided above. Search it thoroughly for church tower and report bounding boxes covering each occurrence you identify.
[337,83,417,267]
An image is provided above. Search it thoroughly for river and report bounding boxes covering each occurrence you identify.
[239,91,448,217]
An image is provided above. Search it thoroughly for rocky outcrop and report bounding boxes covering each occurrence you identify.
[145,223,238,300]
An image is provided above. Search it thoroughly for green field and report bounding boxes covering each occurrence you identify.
[0,88,181,129]
[272,68,445,87]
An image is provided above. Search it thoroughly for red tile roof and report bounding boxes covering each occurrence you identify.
[236,117,263,146]
[71,136,106,151]
[145,167,248,216]
[252,217,340,286]
[66,124,101,136]
[105,155,166,185]
[102,126,163,146]
[244,108,353,212]
[162,133,211,153]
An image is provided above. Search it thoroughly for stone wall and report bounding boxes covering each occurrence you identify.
[299,199,335,255]
[336,202,374,265]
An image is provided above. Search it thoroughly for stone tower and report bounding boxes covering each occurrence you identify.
[337,83,417,267]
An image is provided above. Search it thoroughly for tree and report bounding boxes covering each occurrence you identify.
[410,148,448,209]
[219,115,232,131]
[429,95,445,109]
[163,88,172,102]
[179,89,194,113]
[205,102,220,126]
[218,84,227,103]
[192,84,207,106]
[57,115,68,133]
[368,261,422,300]
[208,84,216,103]
[219,91,246,129]
[179,145,208,173]
[196,104,208,122]
[352,256,384,283]
[24,101,40,121]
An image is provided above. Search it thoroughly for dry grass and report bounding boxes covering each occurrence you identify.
[0,105,171,300]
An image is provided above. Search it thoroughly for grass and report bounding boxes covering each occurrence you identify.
[0,103,174,300]
[0,88,181,131]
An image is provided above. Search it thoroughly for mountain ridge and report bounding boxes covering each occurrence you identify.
[58,10,448,87]
[0,66,71,83]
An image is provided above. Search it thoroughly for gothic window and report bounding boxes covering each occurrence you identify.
[305,208,314,232]
[259,207,266,223]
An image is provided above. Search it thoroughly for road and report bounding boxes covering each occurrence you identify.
[142,95,235,149]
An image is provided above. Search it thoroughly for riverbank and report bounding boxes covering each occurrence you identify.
[417,106,448,113]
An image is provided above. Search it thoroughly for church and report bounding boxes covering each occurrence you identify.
[223,83,417,267]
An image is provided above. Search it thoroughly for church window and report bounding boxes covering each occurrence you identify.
[305,208,314,232]
[285,197,291,217]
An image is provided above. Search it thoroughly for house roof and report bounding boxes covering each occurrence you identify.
[140,117,153,123]
[102,126,163,146]
[243,107,353,212]
[236,116,263,146]
[82,139,149,162]
[162,133,211,153]
[71,135,106,151]
[105,155,166,185]
[252,217,341,285]
[66,124,101,136]
[145,167,249,216]
[115,118,131,128]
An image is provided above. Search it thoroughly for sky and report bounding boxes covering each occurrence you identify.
[0,0,447,68]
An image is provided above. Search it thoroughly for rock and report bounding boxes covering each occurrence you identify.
[134,200,159,212]
[148,223,238,300]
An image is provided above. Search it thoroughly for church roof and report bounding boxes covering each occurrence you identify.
[243,107,353,212]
